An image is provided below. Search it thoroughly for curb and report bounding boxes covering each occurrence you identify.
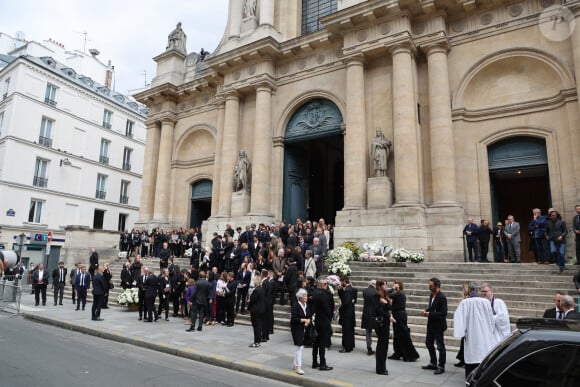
[23,312,347,387]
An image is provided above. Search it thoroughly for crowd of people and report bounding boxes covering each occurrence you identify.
[463,205,580,273]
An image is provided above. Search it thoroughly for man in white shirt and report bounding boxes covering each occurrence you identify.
[454,283,498,378]
[480,283,511,342]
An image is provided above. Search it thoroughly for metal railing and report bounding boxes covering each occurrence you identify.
[95,190,107,199]
[33,176,48,187]
[38,136,53,147]
[0,276,23,315]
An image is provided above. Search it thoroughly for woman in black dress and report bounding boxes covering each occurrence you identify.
[374,279,392,375]
[388,280,420,362]
[290,288,311,375]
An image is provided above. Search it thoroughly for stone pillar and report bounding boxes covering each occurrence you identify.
[259,0,275,27]
[568,10,580,201]
[217,92,240,217]
[228,0,244,38]
[250,84,273,215]
[153,118,175,221]
[426,42,458,206]
[138,121,160,222]
[391,44,422,206]
[344,56,367,209]
[210,99,225,217]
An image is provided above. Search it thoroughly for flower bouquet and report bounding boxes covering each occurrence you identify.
[184,248,192,258]
[326,247,353,277]
[117,287,139,305]
[326,274,342,294]
[391,248,411,263]
[358,252,391,262]
[409,252,425,263]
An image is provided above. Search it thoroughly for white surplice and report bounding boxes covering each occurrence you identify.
[491,297,511,342]
[453,297,498,364]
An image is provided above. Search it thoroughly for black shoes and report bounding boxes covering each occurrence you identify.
[165,318,169,321]
[92,318,104,321]
[434,368,445,375]
[377,370,389,375]
[197,326,202,331]
[312,362,319,369]
[75,308,79,311]
[455,361,465,367]
[405,357,419,363]
[319,365,333,371]
[388,355,401,360]
[422,364,438,370]
[339,348,352,353]
[186,327,195,332]
[367,348,375,356]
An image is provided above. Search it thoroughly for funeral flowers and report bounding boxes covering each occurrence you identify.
[326,246,353,276]
[117,287,139,305]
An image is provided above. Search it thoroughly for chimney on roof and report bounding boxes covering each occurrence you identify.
[89,48,100,57]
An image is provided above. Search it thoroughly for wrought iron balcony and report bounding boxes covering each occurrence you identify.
[33,176,48,188]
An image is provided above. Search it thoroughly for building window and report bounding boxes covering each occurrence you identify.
[28,199,44,223]
[93,209,105,229]
[2,77,10,99]
[44,83,58,106]
[302,0,337,34]
[33,158,48,187]
[39,117,54,148]
[118,213,128,232]
[99,138,110,164]
[122,147,132,171]
[0,111,4,136]
[125,120,134,138]
[120,180,129,204]
[103,109,113,129]
[95,174,107,199]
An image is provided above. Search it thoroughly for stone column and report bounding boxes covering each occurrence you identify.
[391,44,422,206]
[210,99,225,217]
[259,0,275,27]
[217,92,240,217]
[568,9,580,200]
[250,84,273,215]
[426,42,458,206]
[153,118,175,221]
[343,56,367,209]
[228,0,243,38]
[138,121,160,222]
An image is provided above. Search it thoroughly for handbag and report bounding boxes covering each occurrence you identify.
[307,324,318,339]
[372,316,385,329]
[109,282,115,289]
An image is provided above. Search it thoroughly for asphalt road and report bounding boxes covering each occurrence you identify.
[0,313,295,387]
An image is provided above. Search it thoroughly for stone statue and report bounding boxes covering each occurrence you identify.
[233,150,251,192]
[244,0,257,18]
[370,128,392,177]
[166,22,187,54]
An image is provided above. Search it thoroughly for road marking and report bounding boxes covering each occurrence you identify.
[211,354,227,361]
[242,361,264,369]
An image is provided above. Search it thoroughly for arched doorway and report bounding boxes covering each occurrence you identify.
[488,137,551,262]
[283,98,344,224]
[190,179,212,228]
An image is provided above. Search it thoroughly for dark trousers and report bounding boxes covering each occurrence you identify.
[576,236,580,263]
[265,303,274,334]
[216,296,226,322]
[236,287,248,312]
[312,325,331,366]
[375,325,390,373]
[480,242,490,262]
[171,292,181,316]
[465,363,479,379]
[157,294,169,319]
[261,312,269,340]
[251,312,263,344]
[425,329,446,369]
[226,300,236,325]
[92,294,103,319]
[456,337,465,363]
[145,296,157,321]
[189,304,205,329]
[76,288,87,309]
[53,282,65,304]
[138,289,146,317]
[34,284,47,305]
[71,285,76,303]
[466,241,479,261]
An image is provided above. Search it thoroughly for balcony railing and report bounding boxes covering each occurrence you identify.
[33,176,48,188]
[125,131,133,138]
[120,195,129,204]
[95,190,106,200]
[44,98,57,106]
[99,155,109,164]
[38,136,53,148]
[102,122,112,129]
[122,162,131,171]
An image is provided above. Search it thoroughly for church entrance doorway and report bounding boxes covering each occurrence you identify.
[190,179,212,228]
[488,137,551,263]
[283,99,344,225]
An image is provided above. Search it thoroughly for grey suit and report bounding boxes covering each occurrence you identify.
[504,221,521,262]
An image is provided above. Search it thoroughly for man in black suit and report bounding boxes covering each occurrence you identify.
[92,265,107,321]
[32,263,49,306]
[186,270,211,331]
[74,265,91,311]
[120,262,133,289]
[136,266,147,320]
[69,262,81,304]
[361,280,377,355]
[284,258,299,307]
[143,267,159,322]
[338,277,357,353]
[52,261,67,306]
[421,277,448,375]
[561,295,580,320]
[263,270,277,335]
[89,248,99,277]
[311,277,335,371]
[543,291,565,319]
[236,263,251,314]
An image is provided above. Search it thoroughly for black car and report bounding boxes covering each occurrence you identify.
[466,318,580,387]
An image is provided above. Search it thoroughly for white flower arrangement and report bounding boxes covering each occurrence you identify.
[358,252,391,262]
[184,248,192,258]
[117,287,139,305]
[362,240,393,257]
[325,274,342,294]
[328,261,352,276]
[409,252,425,263]
[326,247,353,277]
[391,248,411,262]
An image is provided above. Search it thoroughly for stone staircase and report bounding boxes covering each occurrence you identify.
[64,258,577,351]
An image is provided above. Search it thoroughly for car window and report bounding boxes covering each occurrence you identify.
[495,344,580,387]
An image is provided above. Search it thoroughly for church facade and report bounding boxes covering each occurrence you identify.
[135,0,580,260]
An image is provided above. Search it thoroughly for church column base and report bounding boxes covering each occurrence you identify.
[367,177,393,209]
[429,201,462,208]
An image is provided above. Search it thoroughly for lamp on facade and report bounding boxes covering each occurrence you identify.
[60,158,72,167]
[18,232,26,263]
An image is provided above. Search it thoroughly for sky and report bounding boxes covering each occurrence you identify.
[0,0,229,95]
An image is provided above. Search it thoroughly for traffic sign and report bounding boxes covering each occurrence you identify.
[47,231,53,243]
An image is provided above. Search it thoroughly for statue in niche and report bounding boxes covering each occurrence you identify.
[370,128,392,178]
[244,0,257,18]
[233,150,251,192]
[166,22,187,54]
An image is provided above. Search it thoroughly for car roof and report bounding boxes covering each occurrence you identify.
[516,317,580,333]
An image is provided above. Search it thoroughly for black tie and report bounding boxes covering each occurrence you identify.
[80,275,84,287]
[557,311,561,319]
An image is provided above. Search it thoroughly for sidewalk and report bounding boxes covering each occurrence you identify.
[19,293,464,387]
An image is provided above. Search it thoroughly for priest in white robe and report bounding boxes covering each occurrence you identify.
[480,282,511,341]
[454,288,498,378]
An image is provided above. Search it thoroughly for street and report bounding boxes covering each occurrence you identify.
[0,313,295,387]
